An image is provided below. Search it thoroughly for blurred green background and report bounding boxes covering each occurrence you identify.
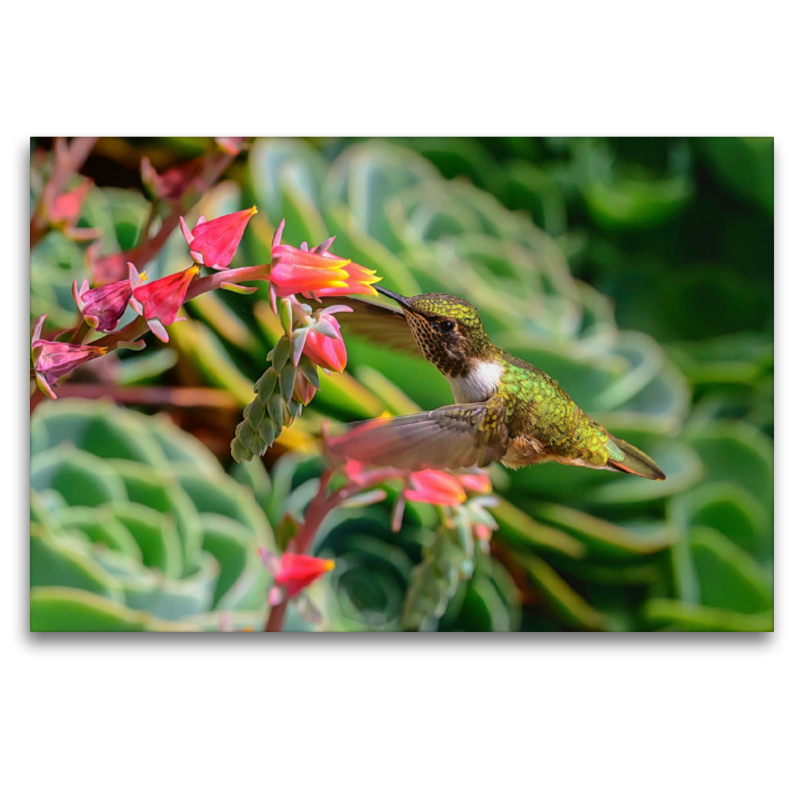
[30,137,773,631]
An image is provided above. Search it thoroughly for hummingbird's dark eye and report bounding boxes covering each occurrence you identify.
[438,320,456,333]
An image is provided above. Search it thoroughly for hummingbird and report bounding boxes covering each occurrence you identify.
[326,286,665,481]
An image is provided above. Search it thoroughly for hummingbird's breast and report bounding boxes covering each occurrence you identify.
[447,361,504,404]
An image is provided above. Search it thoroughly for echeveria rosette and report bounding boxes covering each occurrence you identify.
[31,315,107,399]
[71,264,145,332]
[131,264,199,343]
[322,455,499,630]
[180,207,257,270]
[269,219,381,300]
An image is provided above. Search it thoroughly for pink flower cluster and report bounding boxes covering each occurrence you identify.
[267,219,382,381]
[342,459,496,541]
[35,208,259,396]
[34,204,382,404]
[345,460,491,503]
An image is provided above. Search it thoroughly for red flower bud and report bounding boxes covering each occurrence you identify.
[259,551,335,602]
[293,371,317,405]
[31,315,107,399]
[131,264,199,342]
[180,207,257,270]
[72,266,142,332]
[48,180,92,228]
[302,316,347,372]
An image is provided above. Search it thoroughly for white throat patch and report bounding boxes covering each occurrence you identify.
[447,361,503,404]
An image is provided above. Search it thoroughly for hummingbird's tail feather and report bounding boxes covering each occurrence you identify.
[605,434,666,481]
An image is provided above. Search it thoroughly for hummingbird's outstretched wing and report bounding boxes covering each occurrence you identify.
[327,399,510,470]
[316,295,421,356]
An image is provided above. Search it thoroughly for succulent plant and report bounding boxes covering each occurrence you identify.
[31,399,276,631]
[29,138,773,631]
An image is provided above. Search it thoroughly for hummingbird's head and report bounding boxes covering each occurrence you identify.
[377,287,492,377]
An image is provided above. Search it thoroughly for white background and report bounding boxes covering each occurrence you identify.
[5,2,796,798]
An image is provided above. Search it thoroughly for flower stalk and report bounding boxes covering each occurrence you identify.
[261,458,497,631]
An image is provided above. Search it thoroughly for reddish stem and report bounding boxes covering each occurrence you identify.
[75,265,270,353]
[262,470,392,632]
[264,471,334,632]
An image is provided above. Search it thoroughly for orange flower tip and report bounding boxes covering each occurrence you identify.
[139,272,148,282]
[187,265,201,277]
[248,205,258,216]
[324,560,335,572]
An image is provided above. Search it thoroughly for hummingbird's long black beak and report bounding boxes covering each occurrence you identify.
[376,285,413,310]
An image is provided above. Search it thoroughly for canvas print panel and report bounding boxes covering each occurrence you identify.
[30,137,774,632]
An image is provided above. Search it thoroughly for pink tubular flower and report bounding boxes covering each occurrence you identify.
[269,219,380,298]
[180,207,257,270]
[31,315,107,399]
[404,470,467,506]
[301,315,347,372]
[72,264,144,332]
[259,550,335,604]
[48,180,92,228]
[131,264,199,343]
[458,472,493,494]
